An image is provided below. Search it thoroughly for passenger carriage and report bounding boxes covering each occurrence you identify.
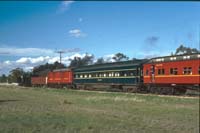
[143,53,200,94]
[73,59,147,92]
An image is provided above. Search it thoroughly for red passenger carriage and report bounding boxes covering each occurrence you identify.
[143,54,200,94]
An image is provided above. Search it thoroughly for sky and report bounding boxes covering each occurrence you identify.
[0,1,200,75]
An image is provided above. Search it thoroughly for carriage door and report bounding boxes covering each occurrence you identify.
[150,65,155,83]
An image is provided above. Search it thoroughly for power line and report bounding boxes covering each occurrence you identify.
[55,48,81,64]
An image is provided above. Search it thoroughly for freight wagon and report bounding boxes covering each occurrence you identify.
[31,77,47,87]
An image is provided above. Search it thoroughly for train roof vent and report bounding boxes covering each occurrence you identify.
[170,57,176,61]
[183,55,190,59]
[155,58,164,62]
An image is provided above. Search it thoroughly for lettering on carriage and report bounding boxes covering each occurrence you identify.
[97,79,102,81]
[155,64,163,67]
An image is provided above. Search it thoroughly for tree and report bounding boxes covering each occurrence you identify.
[32,62,66,76]
[95,57,105,64]
[54,61,66,69]
[20,71,32,86]
[69,53,94,68]
[112,53,129,62]
[82,53,94,65]
[175,44,199,55]
[0,74,7,83]
[69,57,82,68]
[9,68,24,83]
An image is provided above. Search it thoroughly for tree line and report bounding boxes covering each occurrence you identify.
[0,45,199,83]
[0,52,131,83]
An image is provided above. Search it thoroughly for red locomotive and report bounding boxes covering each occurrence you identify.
[47,68,73,88]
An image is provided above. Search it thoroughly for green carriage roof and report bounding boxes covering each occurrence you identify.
[74,59,148,72]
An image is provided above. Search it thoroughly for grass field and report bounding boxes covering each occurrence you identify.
[0,85,199,133]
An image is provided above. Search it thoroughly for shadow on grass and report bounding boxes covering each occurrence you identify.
[0,100,21,104]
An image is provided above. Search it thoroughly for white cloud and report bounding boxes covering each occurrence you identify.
[0,53,88,75]
[62,1,74,7]
[79,18,83,22]
[4,60,11,65]
[0,47,54,56]
[16,57,30,64]
[103,54,115,62]
[24,66,34,71]
[31,56,50,64]
[57,1,74,13]
[3,51,171,76]
[15,56,52,65]
[69,29,86,38]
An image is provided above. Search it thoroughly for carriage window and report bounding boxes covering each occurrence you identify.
[112,72,114,77]
[108,73,112,77]
[119,71,125,77]
[114,72,120,77]
[124,73,127,77]
[146,70,149,75]
[132,70,137,76]
[170,68,178,75]
[75,74,79,78]
[183,67,192,75]
[199,67,200,74]
[99,73,103,77]
[158,69,165,75]
[129,72,133,76]
[89,74,92,78]
[80,75,83,78]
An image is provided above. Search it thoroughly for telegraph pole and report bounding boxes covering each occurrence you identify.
[199,24,200,51]
[55,50,65,64]
[55,48,81,64]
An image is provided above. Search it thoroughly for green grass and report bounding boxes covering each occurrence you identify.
[0,85,199,133]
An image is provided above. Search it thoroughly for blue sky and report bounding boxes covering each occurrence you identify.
[0,1,200,75]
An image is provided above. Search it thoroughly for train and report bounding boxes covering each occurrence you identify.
[30,53,200,95]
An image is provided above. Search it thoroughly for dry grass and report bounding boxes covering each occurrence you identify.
[0,85,199,133]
